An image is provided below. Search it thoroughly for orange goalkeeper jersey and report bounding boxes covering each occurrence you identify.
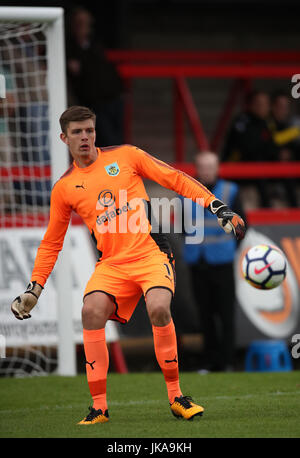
[31,145,216,287]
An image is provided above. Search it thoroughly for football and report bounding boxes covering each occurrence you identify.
[242,244,287,290]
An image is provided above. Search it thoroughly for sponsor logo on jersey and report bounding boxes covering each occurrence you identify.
[97,189,115,208]
[96,201,132,226]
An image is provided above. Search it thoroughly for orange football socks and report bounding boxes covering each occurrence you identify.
[83,328,109,412]
[152,319,182,404]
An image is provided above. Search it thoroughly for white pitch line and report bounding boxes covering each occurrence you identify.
[0,391,299,416]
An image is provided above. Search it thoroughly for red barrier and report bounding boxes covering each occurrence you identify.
[1,214,49,227]
[119,64,300,79]
[2,161,300,181]
[0,165,51,179]
[247,209,300,225]
[172,161,300,179]
[106,50,300,63]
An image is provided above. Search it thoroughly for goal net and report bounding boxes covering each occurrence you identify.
[0,21,51,226]
[0,8,75,377]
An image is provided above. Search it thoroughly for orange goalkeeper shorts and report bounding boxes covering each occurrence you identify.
[83,252,176,324]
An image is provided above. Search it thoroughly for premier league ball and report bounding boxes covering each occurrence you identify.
[242,244,287,290]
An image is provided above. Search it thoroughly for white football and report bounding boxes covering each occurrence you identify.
[242,244,287,290]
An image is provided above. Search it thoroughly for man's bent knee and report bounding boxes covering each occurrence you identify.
[146,288,172,327]
[82,291,115,330]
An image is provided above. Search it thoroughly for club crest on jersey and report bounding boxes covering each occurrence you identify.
[105,162,120,176]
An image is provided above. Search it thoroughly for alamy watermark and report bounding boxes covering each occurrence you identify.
[95,190,205,244]
[291,334,300,359]
[291,75,300,99]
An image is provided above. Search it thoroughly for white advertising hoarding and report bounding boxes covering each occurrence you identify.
[0,226,119,346]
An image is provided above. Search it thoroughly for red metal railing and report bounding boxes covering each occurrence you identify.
[107,49,300,159]
[174,76,209,159]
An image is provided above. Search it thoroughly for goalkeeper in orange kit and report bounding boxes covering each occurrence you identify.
[11,106,246,424]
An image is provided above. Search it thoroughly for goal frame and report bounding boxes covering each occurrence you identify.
[0,7,76,376]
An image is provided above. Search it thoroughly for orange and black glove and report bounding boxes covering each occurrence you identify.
[208,199,246,241]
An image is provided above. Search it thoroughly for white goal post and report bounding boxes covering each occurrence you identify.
[0,7,75,375]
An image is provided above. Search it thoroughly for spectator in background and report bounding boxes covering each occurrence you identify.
[268,90,300,160]
[222,90,277,162]
[267,90,299,207]
[180,151,246,373]
[65,7,125,146]
[222,90,278,207]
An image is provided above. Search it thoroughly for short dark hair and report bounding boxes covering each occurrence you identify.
[59,106,96,134]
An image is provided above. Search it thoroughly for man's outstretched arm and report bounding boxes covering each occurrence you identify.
[130,146,246,241]
[11,181,71,319]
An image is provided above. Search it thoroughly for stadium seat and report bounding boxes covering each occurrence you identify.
[245,340,292,372]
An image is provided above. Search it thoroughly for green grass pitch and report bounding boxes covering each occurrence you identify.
[0,371,300,438]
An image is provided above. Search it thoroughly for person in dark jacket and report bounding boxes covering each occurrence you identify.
[65,7,124,146]
[222,90,277,162]
[222,90,278,207]
[267,90,299,207]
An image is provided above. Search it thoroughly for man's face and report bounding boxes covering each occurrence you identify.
[60,119,96,164]
[72,10,93,43]
[272,96,290,122]
[249,93,270,119]
[195,152,219,186]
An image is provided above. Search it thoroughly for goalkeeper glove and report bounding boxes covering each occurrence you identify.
[11,281,43,320]
[208,199,246,241]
